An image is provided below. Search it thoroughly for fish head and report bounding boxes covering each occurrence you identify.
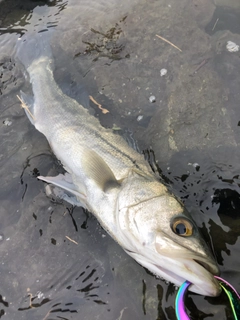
[117,172,221,297]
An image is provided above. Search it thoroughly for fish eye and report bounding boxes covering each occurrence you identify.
[172,218,193,237]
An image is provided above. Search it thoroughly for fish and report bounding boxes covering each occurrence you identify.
[17,36,221,297]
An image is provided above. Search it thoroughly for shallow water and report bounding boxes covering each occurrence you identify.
[0,0,240,319]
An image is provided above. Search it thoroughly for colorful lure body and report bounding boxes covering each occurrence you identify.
[175,276,240,320]
[175,281,191,320]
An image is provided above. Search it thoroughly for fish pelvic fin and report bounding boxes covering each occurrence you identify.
[45,184,86,208]
[81,149,120,191]
[38,173,88,208]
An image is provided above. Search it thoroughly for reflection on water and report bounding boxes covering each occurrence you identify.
[0,0,66,36]
[0,0,240,319]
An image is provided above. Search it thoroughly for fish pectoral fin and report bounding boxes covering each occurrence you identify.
[81,149,120,191]
[38,173,86,200]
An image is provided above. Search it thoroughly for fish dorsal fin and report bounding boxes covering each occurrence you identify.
[82,149,120,191]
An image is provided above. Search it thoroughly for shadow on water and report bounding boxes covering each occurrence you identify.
[206,6,240,35]
[0,0,240,319]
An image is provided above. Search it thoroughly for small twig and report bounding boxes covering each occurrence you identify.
[28,293,34,309]
[212,18,219,31]
[17,95,35,121]
[89,95,109,114]
[191,58,210,75]
[156,34,182,52]
[42,309,51,320]
[116,307,127,320]
[65,236,78,245]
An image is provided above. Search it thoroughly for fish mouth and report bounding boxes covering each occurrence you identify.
[127,251,221,297]
[193,259,217,274]
[153,257,221,297]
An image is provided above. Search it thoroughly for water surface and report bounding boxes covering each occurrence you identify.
[0,0,240,319]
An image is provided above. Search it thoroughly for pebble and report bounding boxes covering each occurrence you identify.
[192,162,200,169]
[149,95,156,103]
[36,291,44,299]
[3,119,12,126]
[160,68,167,76]
[226,41,239,52]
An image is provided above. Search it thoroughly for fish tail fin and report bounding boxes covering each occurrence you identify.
[17,34,53,71]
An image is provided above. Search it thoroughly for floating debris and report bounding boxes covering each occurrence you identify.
[65,236,78,245]
[17,94,35,121]
[188,162,200,171]
[226,41,239,53]
[212,18,219,31]
[149,95,156,103]
[160,68,167,76]
[191,58,210,75]
[89,95,109,114]
[3,119,12,126]
[156,34,182,52]
[112,123,121,131]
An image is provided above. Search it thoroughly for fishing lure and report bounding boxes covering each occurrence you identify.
[175,276,240,320]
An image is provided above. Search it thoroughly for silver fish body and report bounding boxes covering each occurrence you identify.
[18,40,221,297]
